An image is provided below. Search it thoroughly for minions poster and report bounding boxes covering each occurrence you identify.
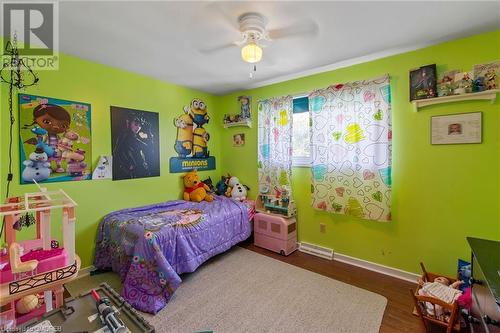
[18,94,92,184]
[111,106,160,180]
[169,98,216,173]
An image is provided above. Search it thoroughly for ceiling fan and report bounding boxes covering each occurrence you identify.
[200,12,319,65]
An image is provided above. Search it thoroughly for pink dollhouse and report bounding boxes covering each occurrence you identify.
[0,189,80,330]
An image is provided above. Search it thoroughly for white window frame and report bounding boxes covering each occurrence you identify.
[292,95,311,168]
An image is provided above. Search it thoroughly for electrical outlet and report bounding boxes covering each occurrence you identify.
[320,223,326,233]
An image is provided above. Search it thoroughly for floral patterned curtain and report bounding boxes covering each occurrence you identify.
[309,75,392,221]
[257,96,293,196]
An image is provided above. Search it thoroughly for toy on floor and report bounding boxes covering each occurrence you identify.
[0,186,81,330]
[19,283,154,333]
[225,176,249,201]
[91,289,127,333]
[183,170,213,202]
[412,262,462,329]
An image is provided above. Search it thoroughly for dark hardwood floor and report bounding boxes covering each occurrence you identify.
[239,239,460,333]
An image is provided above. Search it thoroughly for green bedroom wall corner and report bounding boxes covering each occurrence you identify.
[0,49,223,268]
[214,30,500,277]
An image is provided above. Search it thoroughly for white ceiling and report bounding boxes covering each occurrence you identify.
[58,1,500,95]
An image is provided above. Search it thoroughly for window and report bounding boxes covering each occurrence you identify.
[292,96,311,167]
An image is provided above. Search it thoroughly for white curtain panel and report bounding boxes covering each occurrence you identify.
[257,96,294,196]
[309,75,392,221]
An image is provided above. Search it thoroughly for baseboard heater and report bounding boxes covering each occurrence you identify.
[298,242,334,260]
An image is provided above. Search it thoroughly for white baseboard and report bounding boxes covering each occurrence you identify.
[334,252,419,283]
[77,265,95,279]
[298,241,419,283]
[298,242,334,260]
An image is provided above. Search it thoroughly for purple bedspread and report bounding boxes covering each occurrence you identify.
[94,196,251,313]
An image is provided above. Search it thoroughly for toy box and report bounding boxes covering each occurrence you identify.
[254,213,297,256]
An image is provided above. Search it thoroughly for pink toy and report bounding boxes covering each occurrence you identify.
[254,213,297,256]
[0,187,80,330]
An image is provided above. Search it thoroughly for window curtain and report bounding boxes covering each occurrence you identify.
[257,96,293,196]
[309,75,392,221]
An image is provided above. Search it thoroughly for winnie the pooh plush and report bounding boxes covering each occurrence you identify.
[183,170,214,202]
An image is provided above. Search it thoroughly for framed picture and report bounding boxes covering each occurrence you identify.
[111,106,160,180]
[431,112,482,145]
[233,133,245,147]
[18,94,92,184]
[410,64,437,101]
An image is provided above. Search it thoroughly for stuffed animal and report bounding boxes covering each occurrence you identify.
[215,174,230,195]
[183,170,213,202]
[226,176,249,201]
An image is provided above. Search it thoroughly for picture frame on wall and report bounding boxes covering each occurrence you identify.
[431,112,482,145]
[410,64,437,101]
[233,133,245,147]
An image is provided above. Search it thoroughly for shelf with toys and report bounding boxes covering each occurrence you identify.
[223,119,252,128]
[410,61,499,111]
[412,89,499,111]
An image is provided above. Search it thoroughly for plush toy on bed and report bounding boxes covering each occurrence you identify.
[225,176,249,201]
[183,170,214,202]
[215,174,230,196]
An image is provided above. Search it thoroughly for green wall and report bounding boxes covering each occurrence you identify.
[216,30,500,276]
[1,31,499,275]
[0,51,222,268]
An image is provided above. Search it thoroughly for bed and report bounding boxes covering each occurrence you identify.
[94,196,253,313]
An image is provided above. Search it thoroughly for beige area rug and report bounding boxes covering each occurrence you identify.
[67,247,387,333]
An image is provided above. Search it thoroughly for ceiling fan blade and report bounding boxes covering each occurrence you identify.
[267,20,319,40]
[199,41,238,54]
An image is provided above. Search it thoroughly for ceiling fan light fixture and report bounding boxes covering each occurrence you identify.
[241,42,262,63]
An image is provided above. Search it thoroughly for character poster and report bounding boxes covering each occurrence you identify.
[18,94,92,184]
[111,106,160,180]
[169,98,216,173]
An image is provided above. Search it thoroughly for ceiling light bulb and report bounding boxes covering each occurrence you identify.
[241,42,262,64]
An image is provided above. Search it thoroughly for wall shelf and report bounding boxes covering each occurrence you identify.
[223,120,252,128]
[412,89,499,111]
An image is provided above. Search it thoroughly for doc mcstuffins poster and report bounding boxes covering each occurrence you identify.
[18,94,92,184]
